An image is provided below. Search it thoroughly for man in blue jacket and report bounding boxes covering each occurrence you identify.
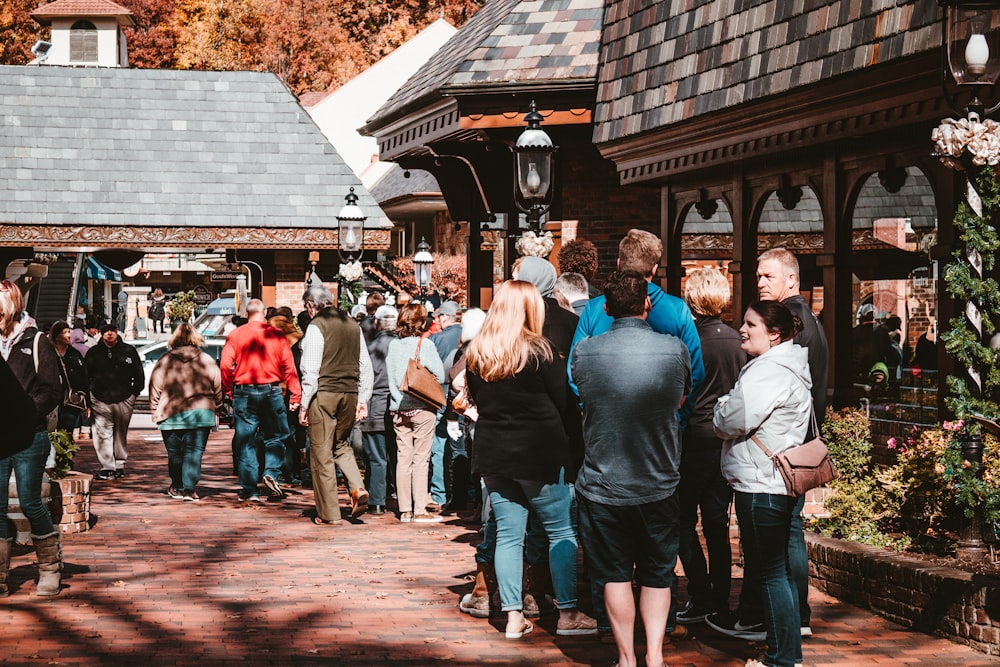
[569,229,704,416]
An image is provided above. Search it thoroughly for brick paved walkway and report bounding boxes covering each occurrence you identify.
[1,415,999,666]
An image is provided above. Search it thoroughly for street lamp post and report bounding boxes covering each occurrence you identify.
[513,100,557,234]
[937,1,1000,560]
[413,237,434,305]
[337,187,366,263]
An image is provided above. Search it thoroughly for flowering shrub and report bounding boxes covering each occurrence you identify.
[876,420,1000,552]
[338,260,363,282]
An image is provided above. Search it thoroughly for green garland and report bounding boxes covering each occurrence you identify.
[942,167,1000,422]
[940,166,1000,520]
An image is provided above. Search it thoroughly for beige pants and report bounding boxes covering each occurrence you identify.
[91,396,135,472]
[307,391,360,522]
[392,410,436,514]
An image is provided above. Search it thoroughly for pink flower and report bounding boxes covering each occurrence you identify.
[887,437,898,449]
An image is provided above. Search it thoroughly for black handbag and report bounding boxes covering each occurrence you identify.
[57,355,88,411]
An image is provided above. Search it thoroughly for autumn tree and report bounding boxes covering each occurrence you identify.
[0,0,44,65]
[121,0,179,69]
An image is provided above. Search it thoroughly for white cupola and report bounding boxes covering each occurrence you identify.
[30,0,135,67]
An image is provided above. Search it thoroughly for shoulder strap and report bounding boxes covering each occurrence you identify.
[33,331,41,373]
[412,338,424,367]
[750,434,775,459]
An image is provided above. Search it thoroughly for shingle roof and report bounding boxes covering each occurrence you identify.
[369,166,441,202]
[594,0,940,145]
[32,0,134,26]
[367,0,604,129]
[0,65,382,231]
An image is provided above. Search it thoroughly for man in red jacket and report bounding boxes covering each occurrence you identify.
[221,299,301,502]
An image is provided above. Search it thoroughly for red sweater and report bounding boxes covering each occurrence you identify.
[220,320,301,403]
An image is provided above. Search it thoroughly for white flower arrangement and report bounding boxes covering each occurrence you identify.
[338,260,363,282]
[515,231,554,258]
[932,112,1000,167]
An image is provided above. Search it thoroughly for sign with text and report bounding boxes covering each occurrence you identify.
[211,271,244,282]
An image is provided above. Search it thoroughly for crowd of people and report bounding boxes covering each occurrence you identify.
[0,233,832,667]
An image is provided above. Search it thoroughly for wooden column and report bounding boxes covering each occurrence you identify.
[729,166,753,320]
[820,149,851,408]
[662,185,684,295]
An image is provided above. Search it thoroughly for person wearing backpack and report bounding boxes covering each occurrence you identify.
[148,288,166,335]
[0,280,64,597]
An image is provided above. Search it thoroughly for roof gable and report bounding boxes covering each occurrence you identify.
[0,66,382,238]
[32,0,135,26]
[594,0,940,145]
[367,0,604,130]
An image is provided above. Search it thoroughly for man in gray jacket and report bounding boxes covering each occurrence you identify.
[572,270,691,667]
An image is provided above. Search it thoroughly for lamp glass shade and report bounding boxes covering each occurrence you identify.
[413,238,434,288]
[516,150,552,203]
[946,4,1000,86]
[338,216,363,253]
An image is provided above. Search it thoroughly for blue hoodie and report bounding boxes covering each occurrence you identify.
[568,281,705,423]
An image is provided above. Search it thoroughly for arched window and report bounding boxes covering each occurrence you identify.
[70,20,98,63]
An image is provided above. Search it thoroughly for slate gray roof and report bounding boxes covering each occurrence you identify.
[0,65,382,230]
[594,0,940,145]
[369,166,441,202]
[367,0,603,130]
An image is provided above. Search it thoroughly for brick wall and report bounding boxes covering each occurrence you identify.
[558,126,661,287]
[807,533,1000,656]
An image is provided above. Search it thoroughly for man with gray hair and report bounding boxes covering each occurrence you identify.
[298,284,374,524]
[554,272,590,315]
[220,299,301,502]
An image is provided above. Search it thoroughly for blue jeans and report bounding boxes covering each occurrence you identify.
[232,384,289,493]
[430,407,449,504]
[734,492,802,667]
[484,472,578,612]
[0,431,55,538]
[161,427,210,492]
[736,494,810,626]
[362,431,388,506]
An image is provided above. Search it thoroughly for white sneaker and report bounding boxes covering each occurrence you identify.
[412,513,443,523]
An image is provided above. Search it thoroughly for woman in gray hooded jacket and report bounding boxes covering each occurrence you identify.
[713,300,811,667]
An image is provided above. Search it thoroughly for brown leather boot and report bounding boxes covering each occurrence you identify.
[32,531,62,597]
[523,562,555,618]
[459,562,496,618]
[0,537,12,597]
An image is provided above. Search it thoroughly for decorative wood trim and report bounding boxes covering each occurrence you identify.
[682,230,917,258]
[0,226,392,251]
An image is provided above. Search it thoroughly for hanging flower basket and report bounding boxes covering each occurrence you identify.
[515,231,554,258]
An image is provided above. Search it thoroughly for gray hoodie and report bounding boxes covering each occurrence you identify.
[713,340,812,496]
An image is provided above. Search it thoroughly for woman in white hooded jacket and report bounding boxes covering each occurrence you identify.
[713,300,811,667]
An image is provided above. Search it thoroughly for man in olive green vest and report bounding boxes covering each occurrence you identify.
[298,285,374,525]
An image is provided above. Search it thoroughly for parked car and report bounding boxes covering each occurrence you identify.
[193,294,237,337]
[136,337,228,401]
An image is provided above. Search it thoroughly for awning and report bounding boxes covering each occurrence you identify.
[84,256,122,281]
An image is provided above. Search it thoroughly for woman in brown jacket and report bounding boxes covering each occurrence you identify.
[149,323,223,501]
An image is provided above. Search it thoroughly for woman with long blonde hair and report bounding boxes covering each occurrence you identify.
[466,280,596,639]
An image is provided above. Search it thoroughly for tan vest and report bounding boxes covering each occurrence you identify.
[311,308,360,395]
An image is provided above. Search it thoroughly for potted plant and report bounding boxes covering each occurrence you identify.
[167,290,197,329]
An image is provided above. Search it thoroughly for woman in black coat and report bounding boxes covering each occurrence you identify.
[50,320,91,436]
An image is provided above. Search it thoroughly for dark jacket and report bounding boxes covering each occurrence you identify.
[362,330,395,433]
[467,343,570,484]
[686,316,745,442]
[542,296,578,359]
[5,326,62,432]
[59,345,92,410]
[0,355,36,455]
[783,294,829,426]
[85,338,144,404]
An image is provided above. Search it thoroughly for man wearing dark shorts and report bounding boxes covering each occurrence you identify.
[571,270,691,667]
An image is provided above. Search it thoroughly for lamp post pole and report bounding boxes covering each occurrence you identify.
[936,0,1000,560]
